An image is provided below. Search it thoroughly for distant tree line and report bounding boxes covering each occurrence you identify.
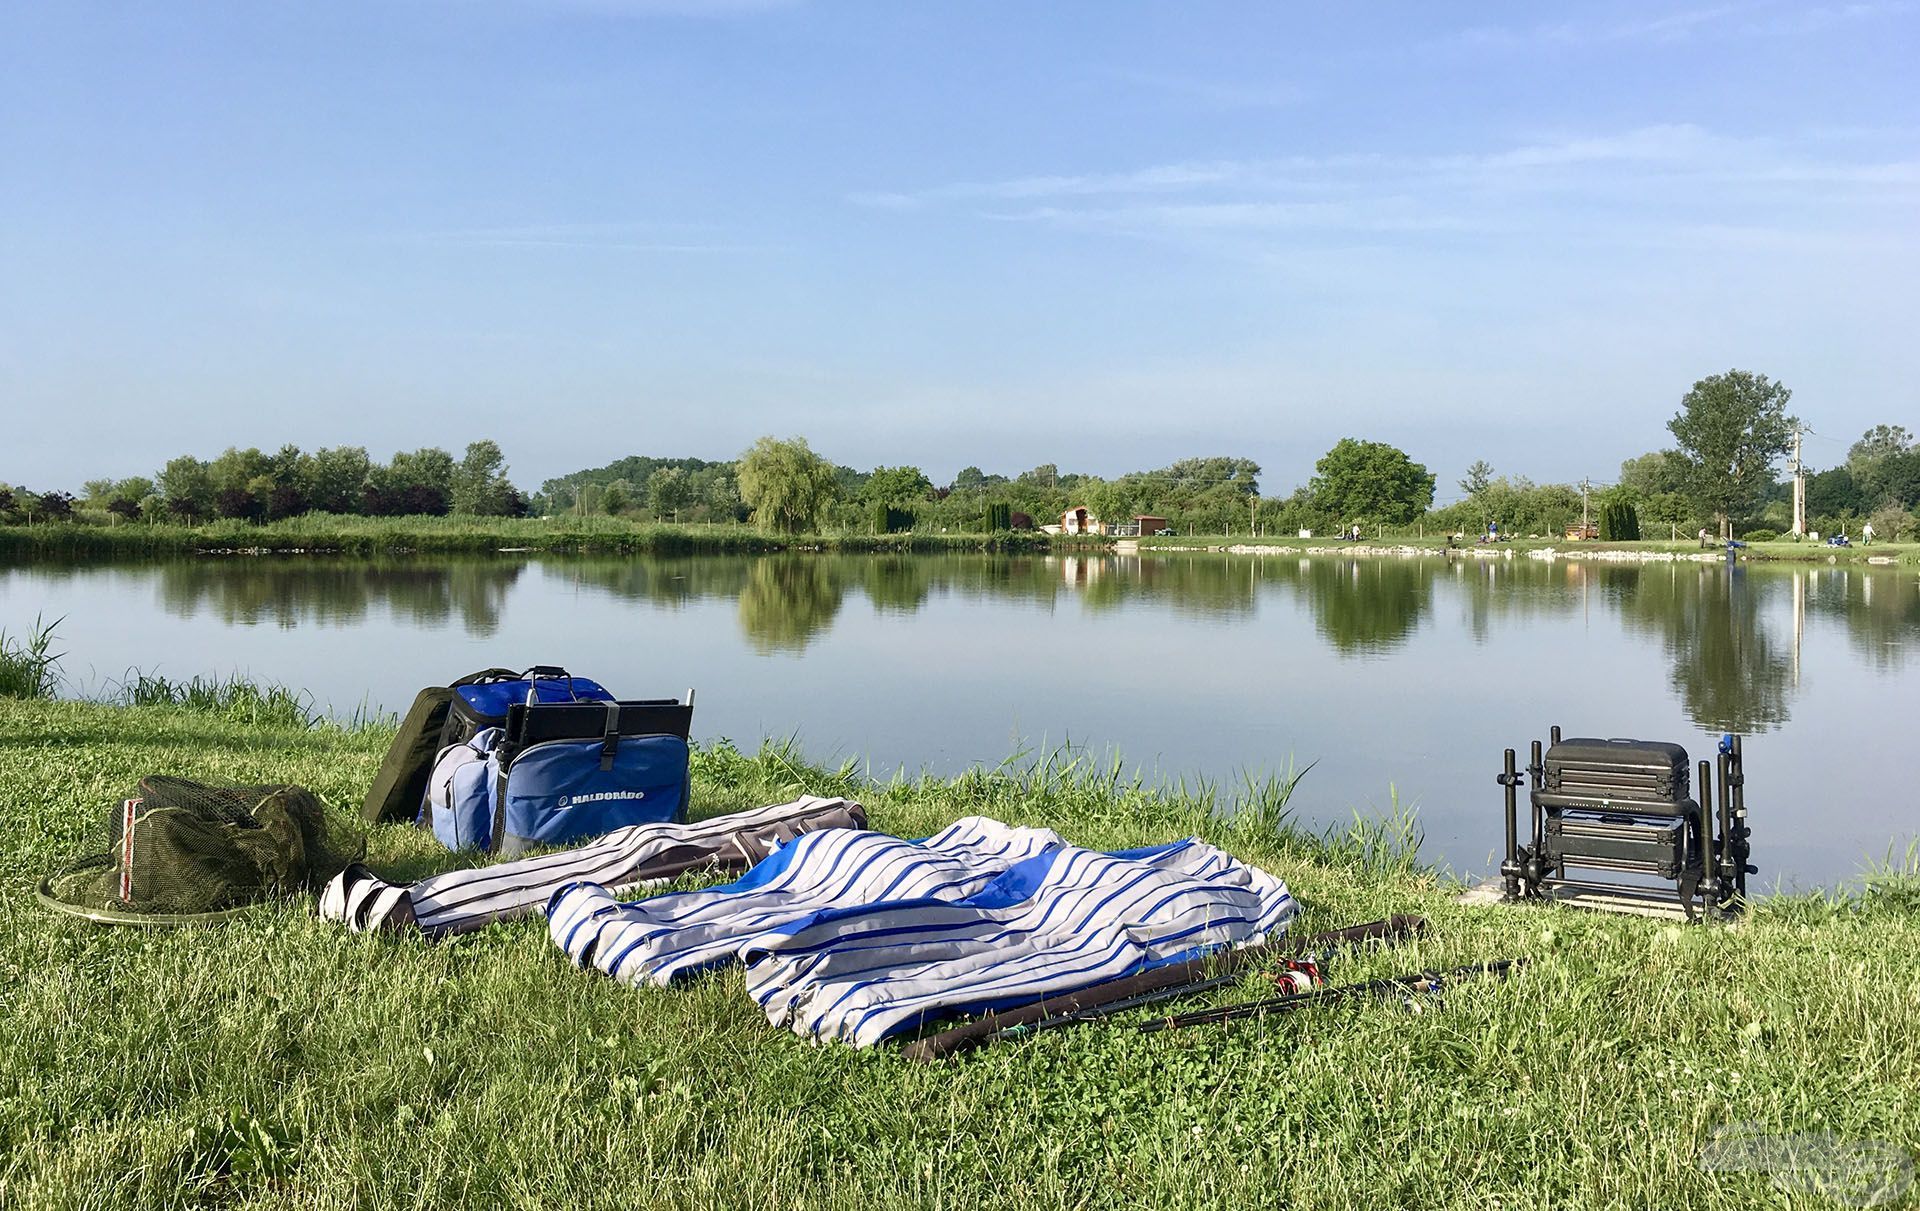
[1,441,527,526]
[6,369,1915,542]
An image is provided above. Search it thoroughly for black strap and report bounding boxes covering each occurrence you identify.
[452,667,521,688]
[599,703,621,771]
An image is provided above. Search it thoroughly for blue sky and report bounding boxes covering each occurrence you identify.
[4,1,1916,501]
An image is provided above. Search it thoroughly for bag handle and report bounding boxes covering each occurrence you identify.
[451,668,522,688]
[520,666,580,707]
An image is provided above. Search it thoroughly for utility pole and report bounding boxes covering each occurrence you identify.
[1581,477,1590,537]
[1790,424,1806,539]
[1249,495,1256,538]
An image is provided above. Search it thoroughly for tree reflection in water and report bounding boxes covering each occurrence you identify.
[158,558,523,637]
[1615,560,1793,733]
[120,551,1916,730]
[737,558,845,654]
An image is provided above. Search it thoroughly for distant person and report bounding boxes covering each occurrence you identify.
[1698,527,1709,549]
[1862,520,1875,546]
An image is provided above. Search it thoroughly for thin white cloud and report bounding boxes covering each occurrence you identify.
[1448,0,1908,48]
[407,221,766,253]
[449,0,799,16]
[1101,69,1304,111]
[850,124,1920,247]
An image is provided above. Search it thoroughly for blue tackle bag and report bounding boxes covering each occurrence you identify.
[438,667,617,752]
[421,696,694,855]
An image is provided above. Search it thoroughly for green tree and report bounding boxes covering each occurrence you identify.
[1618,450,1688,497]
[1162,457,1260,496]
[208,447,271,497]
[601,479,632,515]
[450,440,521,516]
[1458,460,1494,498]
[1848,425,1919,509]
[110,476,154,507]
[951,466,987,492]
[705,471,743,522]
[1307,439,1436,526]
[1848,424,1914,469]
[157,455,215,520]
[367,447,456,515]
[735,436,841,534]
[1667,370,1797,538]
[647,468,694,519]
[861,465,933,505]
[302,446,371,514]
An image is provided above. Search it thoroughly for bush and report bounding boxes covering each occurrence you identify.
[1867,504,1914,543]
[870,502,914,534]
[1598,501,1641,541]
[1741,528,1779,542]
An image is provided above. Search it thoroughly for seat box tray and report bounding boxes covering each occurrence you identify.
[1544,738,1689,804]
[1546,812,1690,878]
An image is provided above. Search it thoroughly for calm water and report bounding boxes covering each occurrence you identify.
[4,551,1915,889]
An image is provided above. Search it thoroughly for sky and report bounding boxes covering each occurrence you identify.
[3,1,1916,502]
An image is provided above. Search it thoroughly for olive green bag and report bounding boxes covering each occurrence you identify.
[361,686,455,824]
[360,669,526,825]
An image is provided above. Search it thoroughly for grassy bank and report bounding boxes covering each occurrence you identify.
[0,517,1058,559]
[1136,532,1920,565]
[1,699,1915,1209]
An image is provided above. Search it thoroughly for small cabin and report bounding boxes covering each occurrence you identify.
[1060,506,1103,535]
[1108,514,1171,538]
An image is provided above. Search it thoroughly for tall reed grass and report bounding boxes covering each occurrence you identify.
[0,614,63,698]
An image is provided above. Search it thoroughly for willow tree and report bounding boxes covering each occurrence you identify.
[735,436,840,534]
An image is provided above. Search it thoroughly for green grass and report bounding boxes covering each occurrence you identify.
[0,615,64,700]
[0,516,1056,559]
[1,700,1915,1209]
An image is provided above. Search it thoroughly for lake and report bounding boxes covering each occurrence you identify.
[3,550,1914,890]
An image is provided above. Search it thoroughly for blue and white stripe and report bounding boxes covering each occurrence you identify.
[547,816,1065,984]
[547,817,1295,1047]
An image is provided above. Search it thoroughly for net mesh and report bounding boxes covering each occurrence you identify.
[45,776,365,918]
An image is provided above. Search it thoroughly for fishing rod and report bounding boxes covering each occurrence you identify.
[1139,957,1526,1033]
[901,914,1427,1061]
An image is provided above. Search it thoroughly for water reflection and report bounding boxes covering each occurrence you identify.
[1292,558,1433,654]
[152,558,524,636]
[20,551,1916,735]
[1614,562,1793,733]
[737,559,845,654]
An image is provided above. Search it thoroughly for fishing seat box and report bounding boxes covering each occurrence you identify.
[1535,738,1695,881]
[1537,738,1690,810]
